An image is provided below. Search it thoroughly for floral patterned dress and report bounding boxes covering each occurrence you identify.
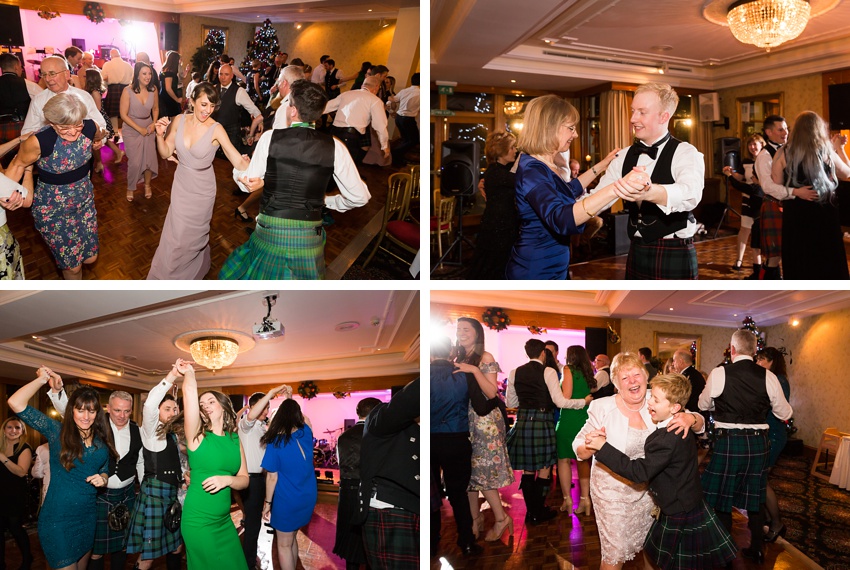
[33,120,98,270]
[468,360,515,490]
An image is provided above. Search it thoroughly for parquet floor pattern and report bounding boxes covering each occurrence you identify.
[7,144,401,280]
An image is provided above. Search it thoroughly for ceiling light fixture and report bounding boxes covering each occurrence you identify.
[253,293,285,340]
[190,336,239,371]
[504,100,523,115]
[726,0,811,52]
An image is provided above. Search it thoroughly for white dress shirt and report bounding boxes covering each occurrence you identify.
[24,79,43,98]
[21,85,107,135]
[219,82,261,118]
[243,127,371,212]
[394,85,420,118]
[238,417,267,474]
[101,57,133,86]
[324,88,389,150]
[593,132,705,239]
[271,93,291,130]
[505,358,588,409]
[756,143,794,200]
[0,173,28,227]
[141,377,174,453]
[594,368,611,389]
[311,65,326,85]
[698,354,793,429]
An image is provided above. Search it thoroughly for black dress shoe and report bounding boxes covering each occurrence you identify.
[764,524,786,542]
[742,546,765,564]
[235,208,251,222]
[460,543,483,556]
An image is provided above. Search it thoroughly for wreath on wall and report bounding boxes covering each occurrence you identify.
[482,308,510,331]
[332,390,349,399]
[607,323,620,344]
[297,381,319,400]
[527,324,547,335]
[37,6,60,20]
[83,2,105,24]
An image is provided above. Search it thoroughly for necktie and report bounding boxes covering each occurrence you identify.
[634,133,671,160]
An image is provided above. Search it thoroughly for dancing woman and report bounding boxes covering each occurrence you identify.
[0,415,34,569]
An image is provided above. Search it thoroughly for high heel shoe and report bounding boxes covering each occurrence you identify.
[126,189,134,202]
[732,259,744,271]
[764,523,786,542]
[484,516,514,542]
[235,207,251,222]
[574,496,592,516]
[471,514,483,539]
[145,185,152,199]
[559,497,573,512]
[113,150,125,164]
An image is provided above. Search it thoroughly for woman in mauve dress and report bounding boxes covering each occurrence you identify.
[120,62,159,201]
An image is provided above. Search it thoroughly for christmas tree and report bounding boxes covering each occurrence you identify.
[722,315,766,363]
[240,19,280,75]
[204,29,226,58]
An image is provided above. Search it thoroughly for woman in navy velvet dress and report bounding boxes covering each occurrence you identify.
[505,95,647,280]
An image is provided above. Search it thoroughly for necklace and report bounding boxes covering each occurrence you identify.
[620,396,644,412]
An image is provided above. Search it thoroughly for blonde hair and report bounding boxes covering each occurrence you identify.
[649,373,691,410]
[43,93,87,126]
[635,82,678,116]
[610,352,648,391]
[1,416,27,455]
[485,131,516,163]
[517,95,579,156]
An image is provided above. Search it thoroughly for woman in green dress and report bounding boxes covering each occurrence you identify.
[555,346,596,514]
[164,359,249,569]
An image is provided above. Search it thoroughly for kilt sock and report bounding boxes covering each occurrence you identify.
[166,551,182,570]
[537,476,552,503]
[748,509,765,545]
[88,557,104,569]
[520,474,538,518]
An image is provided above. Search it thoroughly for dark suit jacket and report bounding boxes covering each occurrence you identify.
[595,424,702,515]
[681,365,706,413]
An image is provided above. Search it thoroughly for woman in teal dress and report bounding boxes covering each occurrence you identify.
[163,359,249,569]
[555,346,596,514]
[7,366,116,570]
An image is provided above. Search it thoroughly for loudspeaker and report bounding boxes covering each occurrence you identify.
[828,83,850,130]
[71,38,86,52]
[343,418,356,430]
[161,22,179,52]
[229,394,243,412]
[585,327,608,363]
[713,137,740,176]
[440,139,479,197]
[0,5,24,47]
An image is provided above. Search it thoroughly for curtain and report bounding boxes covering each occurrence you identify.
[692,97,714,178]
[600,90,633,213]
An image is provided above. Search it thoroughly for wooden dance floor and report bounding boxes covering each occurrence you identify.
[6,144,404,280]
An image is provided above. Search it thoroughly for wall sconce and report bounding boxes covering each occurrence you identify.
[294,22,302,30]
[379,18,389,28]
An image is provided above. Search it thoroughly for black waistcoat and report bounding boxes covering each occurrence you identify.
[214,84,240,130]
[0,75,31,118]
[262,127,335,220]
[514,361,554,410]
[714,359,771,424]
[143,432,182,488]
[108,421,143,482]
[622,137,693,242]
[325,69,340,99]
[337,422,364,481]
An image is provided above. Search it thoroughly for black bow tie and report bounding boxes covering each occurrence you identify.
[634,134,671,160]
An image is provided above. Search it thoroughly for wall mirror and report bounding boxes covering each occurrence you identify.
[737,93,782,141]
[653,332,702,370]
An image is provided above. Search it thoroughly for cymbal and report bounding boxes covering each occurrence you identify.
[323,428,342,433]
[27,59,42,64]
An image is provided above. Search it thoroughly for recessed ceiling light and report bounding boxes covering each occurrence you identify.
[733,314,738,317]
[510,79,516,83]
[335,321,360,332]
[669,307,674,311]
[544,39,551,43]
[368,8,372,11]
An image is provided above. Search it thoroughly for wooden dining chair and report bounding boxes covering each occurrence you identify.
[430,194,456,260]
[811,427,849,480]
[362,173,419,268]
[405,164,421,222]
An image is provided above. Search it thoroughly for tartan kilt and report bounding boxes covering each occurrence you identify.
[93,484,136,555]
[333,479,366,563]
[126,478,183,559]
[644,500,737,570]
[363,507,419,570]
[219,213,326,280]
[0,120,23,142]
[626,238,697,280]
[104,84,126,118]
[701,430,768,512]
[506,408,557,471]
[760,197,782,258]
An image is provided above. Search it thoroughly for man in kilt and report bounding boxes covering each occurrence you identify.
[505,339,591,524]
[48,388,143,570]
[100,49,133,140]
[126,362,184,570]
[218,80,369,280]
[754,115,789,280]
[592,82,705,279]
[357,378,419,570]
[699,330,792,563]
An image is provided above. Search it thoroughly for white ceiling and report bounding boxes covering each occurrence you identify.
[100,0,417,24]
[430,289,850,328]
[0,290,420,389]
[431,0,850,92]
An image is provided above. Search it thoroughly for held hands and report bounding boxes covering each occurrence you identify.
[584,427,607,451]
[584,394,593,406]
[201,475,230,494]
[1,190,24,211]
[612,167,652,202]
[268,384,291,399]
[174,358,194,375]
[238,176,264,193]
[791,186,818,201]
[145,124,156,137]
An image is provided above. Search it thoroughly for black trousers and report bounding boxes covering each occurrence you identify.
[239,473,266,569]
[0,513,32,567]
[331,127,366,164]
[392,115,419,165]
[431,432,474,548]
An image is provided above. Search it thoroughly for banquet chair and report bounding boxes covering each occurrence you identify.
[362,173,418,268]
[430,193,456,260]
[811,427,849,480]
[405,165,420,223]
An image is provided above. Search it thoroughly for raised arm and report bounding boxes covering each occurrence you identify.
[155,115,177,159]
[178,360,201,450]
[143,363,181,437]
[247,384,291,422]
[8,367,52,413]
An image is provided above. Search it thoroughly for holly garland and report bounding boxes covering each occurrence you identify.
[482,308,510,331]
[83,2,105,24]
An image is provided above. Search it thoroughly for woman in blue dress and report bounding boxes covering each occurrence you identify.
[505,94,648,279]
[7,366,116,570]
[261,399,318,570]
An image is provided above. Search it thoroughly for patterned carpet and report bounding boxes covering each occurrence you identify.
[770,454,850,569]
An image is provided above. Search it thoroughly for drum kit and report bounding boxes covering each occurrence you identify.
[312,427,343,468]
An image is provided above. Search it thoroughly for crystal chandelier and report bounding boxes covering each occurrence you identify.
[503,101,524,116]
[189,336,239,370]
[727,0,811,51]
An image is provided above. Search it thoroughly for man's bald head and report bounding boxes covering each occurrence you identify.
[362,75,381,93]
[109,49,121,59]
[136,52,150,65]
[218,64,233,86]
[41,56,70,93]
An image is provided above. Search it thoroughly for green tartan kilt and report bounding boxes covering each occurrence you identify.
[219,214,326,280]
[626,238,697,280]
[126,478,183,559]
[506,408,557,471]
[93,485,136,555]
[701,430,768,512]
[644,500,737,570]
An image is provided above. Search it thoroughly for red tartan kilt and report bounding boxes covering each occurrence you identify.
[759,197,782,258]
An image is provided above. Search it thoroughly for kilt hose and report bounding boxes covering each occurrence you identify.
[363,507,419,570]
[626,237,697,280]
[643,500,737,570]
[104,84,127,119]
[126,478,183,560]
[760,197,782,259]
[506,408,557,472]
[701,429,769,513]
[219,214,326,280]
[93,484,136,555]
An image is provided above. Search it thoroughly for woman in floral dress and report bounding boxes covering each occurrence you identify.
[5,93,99,280]
[454,317,515,543]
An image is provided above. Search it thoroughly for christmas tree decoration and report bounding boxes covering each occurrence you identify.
[690,340,697,363]
[37,6,61,20]
[239,19,280,76]
[482,308,510,331]
[527,324,547,335]
[297,381,319,400]
[204,29,226,57]
[723,315,765,363]
[83,2,105,24]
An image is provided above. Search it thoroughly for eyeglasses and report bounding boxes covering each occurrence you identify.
[54,124,84,134]
[42,70,69,79]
